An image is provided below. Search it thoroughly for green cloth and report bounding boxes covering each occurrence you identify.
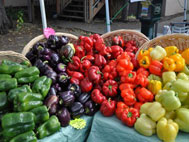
[39,115,93,142]
[87,111,189,142]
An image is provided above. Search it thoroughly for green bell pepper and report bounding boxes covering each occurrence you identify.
[181,65,189,75]
[134,113,156,136]
[0,74,11,79]
[171,79,189,93]
[20,60,31,67]
[162,71,176,85]
[30,105,49,124]
[177,72,189,80]
[32,76,52,98]
[15,67,40,84]
[163,81,173,90]
[156,90,181,111]
[8,85,32,102]
[0,78,17,91]
[148,74,162,82]
[37,115,61,139]
[14,92,43,112]
[171,86,188,102]
[0,92,8,111]
[2,112,35,140]
[150,45,167,61]
[174,108,189,132]
[10,131,37,142]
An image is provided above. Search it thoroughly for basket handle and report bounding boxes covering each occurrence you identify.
[22,32,78,55]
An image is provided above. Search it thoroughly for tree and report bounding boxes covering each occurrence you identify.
[0,0,11,34]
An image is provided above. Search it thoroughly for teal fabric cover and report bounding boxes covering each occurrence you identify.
[87,111,189,142]
[39,115,93,142]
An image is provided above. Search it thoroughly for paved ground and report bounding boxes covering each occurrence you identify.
[0,13,187,53]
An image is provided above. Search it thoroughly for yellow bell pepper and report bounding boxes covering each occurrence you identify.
[181,48,189,65]
[165,111,176,120]
[148,80,162,95]
[139,56,151,69]
[150,45,167,61]
[140,102,166,121]
[134,113,156,136]
[157,117,178,142]
[169,53,185,72]
[137,49,150,61]
[163,57,176,71]
[165,46,179,57]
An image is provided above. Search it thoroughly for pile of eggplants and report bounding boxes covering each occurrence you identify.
[26,35,97,127]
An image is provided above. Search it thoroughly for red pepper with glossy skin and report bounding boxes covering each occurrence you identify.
[125,40,138,53]
[149,60,163,76]
[100,98,116,117]
[116,102,128,120]
[111,45,124,59]
[98,44,112,59]
[102,60,117,81]
[84,37,93,52]
[71,71,84,81]
[119,83,136,91]
[127,52,139,69]
[135,73,149,87]
[102,80,118,97]
[121,71,136,83]
[74,45,85,59]
[112,36,124,47]
[134,87,141,96]
[80,59,91,73]
[95,37,105,52]
[137,87,154,103]
[94,54,107,68]
[136,67,149,77]
[67,56,81,71]
[80,77,93,92]
[91,89,106,104]
[83,55,95,63]
[134,102,143,111]
[116,60,133,76]
[88,66,102,84]
[66,68,74,76]
[121,89,136,106]
[91,34,101,43]
[78,36,85,46]
[70,77,80,85]
[121,107,139,127]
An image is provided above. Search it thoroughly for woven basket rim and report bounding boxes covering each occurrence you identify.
[22,32,78,55]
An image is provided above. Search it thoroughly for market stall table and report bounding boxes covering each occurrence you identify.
[87,111,189,142]
[39,115,93,142]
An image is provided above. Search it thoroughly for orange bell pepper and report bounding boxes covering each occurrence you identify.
[163,57,176,71]
[139,56,151,68]
[181,48,189,65]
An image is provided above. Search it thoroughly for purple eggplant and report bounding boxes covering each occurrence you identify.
[59,43,75,63]
[58,72,69,84]
[57,107,71,127]
[44,69,57,84]
[47,35,59,49]
[50,53,60,67]
[45,95,59,115]
[67,83,81,98]
[56,63,66,73]
[26,50,37,64]
[53,83,62,92]
[84,100,96,116]
[47,86,57,97]
[78,93,90,104]
[70,102,84,118]
[42,47,52,55]
[59,36,69,46]
[42,55,51,61]
[59,91,75,107]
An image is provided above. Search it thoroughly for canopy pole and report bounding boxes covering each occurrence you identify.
[105,0,111,32]
[39,0,47,29]
[184,0,187,21]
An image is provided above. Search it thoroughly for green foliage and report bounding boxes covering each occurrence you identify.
[16,10,24,30]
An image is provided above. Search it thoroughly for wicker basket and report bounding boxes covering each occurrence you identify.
[101,29,149,47]
[0,51,30,63]
[136,34,189,58]
[22,32,78,56]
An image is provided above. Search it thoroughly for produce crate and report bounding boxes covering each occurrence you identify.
[22,32,78,56]
[101,29,149,48]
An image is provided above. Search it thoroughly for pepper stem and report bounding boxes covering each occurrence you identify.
[108,85,112,92]
[128,73,133,78]
[127,112,133,118]
[81,56,86,62]
[108,98,111,104]
[142,60,146,64]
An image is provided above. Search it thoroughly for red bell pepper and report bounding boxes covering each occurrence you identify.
[66,68,74,76]
[71,71,84,81]
[134,102,143,111]
[115,102,128,120]
[80,77,93,92]
[91,89,106,104]
[134,87,141,96]
[67,56,81,71]
[112,36,124,47]
[80,59,91,73]
[95,37,105,52]
[102,80,118,97]
[102,60,117,81]
[127,52,139,69]
[119,83,136,91]
[117,52,131,62]
[125,40,138,53]
[100,98,116,117]
[136,67,149,77]
[111,45,124,59]
[94,54,107,68]
[78,36,85,46]
[120,71,136,83]
[137,87,154,103]
[121,107,139,127]
[116,60,134,76]
[135,73,149,87]
[74,45,85,59]
[70,77,80,85]
[84,37,93,52]
[88,66,102,84]
[91,34,101,43]
[149,60,163,76]
[83,55,95,63]
[121,89,136,106]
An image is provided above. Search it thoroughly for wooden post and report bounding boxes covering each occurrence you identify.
[121,0,129,21]
[56,0,61,15]
[28,0,35,23]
